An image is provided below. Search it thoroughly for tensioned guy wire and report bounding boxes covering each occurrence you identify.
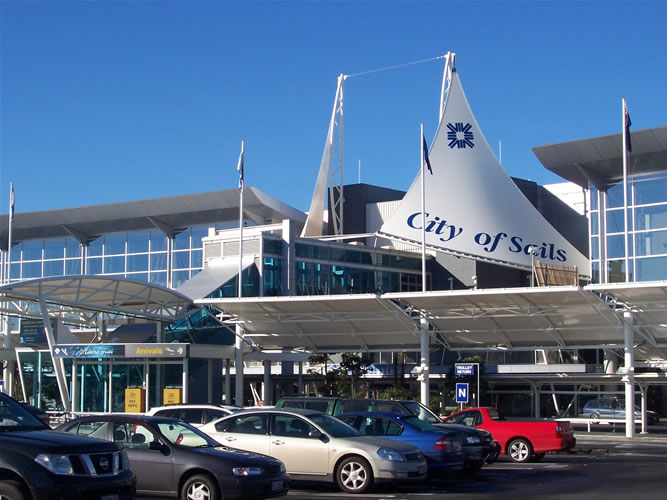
[345,54,447,79]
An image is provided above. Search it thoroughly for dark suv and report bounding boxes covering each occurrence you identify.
[0,393,136,500]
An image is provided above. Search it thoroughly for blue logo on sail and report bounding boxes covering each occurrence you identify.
[447,122,474,149]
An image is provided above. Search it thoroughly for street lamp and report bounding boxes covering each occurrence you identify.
[528,246,539,287]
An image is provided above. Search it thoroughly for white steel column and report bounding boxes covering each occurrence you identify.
[234,325,244,406]
[639,384,647,434]
[224,359,231,404]
[182,359,189,404]
[623,310,635,438]
[39,296,71,412]
[420,317,430,406]
[298,361,304,395]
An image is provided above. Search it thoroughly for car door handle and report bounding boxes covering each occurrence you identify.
[272,439,285,445]
[224,436,236,442]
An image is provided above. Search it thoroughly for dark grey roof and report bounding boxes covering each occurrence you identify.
[532,126,667,189]
[0,187,306,250]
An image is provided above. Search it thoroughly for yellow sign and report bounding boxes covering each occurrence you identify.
[163,388,182,405]
[125,388,145,413]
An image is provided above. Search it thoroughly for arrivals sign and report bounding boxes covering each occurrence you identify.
[125,343,188,358]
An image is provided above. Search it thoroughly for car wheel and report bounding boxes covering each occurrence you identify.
[0,480,27,500]
[336,456,373,494]
[507,438,533,463]
[181,474,218,500]
[590,412,600,422]
[532,453,546,462]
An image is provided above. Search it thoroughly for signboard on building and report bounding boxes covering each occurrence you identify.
[163,388,182,405]
[52,344,125,358]
[125,388,145,413]
[125,343,188,358]
[20,319,55,345]
[455,363,475,376]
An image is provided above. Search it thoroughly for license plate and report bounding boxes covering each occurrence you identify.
[101,495,119,500]
[271,480,284,491]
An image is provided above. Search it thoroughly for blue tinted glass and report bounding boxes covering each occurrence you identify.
[129,273,149,282]
[634,175,667,205]
[22,262,42,278]
[636,230,667,257]
[9,263,19,279]
[264,238,282,255]
[44,239,65,259]
[88,238,103,256]
[173,230,191,250]
[591,236,599,260]
[65,259,81,275]
[104,234,126,255]
[127,254,148,272]
[150,232,168,251]
[104,256,125,274]
[607,235,631,258]
[43,260,63,277]
[127,231,150,253]
[330,247,345,261]
[22,240,43,261]
[607,260,631,283]
[86,257,102,275]
[191,227,207,249]
[590,185,599,210]
[606,182,630,209]
[172,270,190,288]
[635,205,667,230]
[590,213,599,235]
[65,238,81,258]
[172,251,190,270]
[591,262,600,284]
[150,272,167,286]
[636,256,667,281]
[606,209,627,233]
[10,243,21,262]
[150,253,167,271]
[191,249,203,269]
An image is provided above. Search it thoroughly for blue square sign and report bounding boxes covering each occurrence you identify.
[455,383,469,403]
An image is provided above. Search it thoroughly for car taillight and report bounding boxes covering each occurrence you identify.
[435,437,451,450]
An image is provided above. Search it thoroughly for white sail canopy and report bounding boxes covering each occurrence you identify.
[379,68,589,274]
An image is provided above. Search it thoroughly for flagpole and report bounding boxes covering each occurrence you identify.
[622,99,630,282]
[238,140,244,298]
[420,123,426,292]
[3,182,14,394]
[235,140,245,406]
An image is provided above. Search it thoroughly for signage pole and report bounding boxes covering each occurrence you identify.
[419,123,430,406]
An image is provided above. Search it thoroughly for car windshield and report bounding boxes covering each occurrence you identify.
[156,421,219,447]
[309,414,361,438]
[401,400,441,423]
[402,415,440,431]
[0,394,46,431]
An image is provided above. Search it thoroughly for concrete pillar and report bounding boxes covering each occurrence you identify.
[623,311,635,438]
[639,384,647,434]
[225,360,232,404]
[297,361,303,395]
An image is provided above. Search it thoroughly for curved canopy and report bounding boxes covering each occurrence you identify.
[0,276,194,325]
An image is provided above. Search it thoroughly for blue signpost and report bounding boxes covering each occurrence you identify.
[456,383,469,407]
[455,362,480,407]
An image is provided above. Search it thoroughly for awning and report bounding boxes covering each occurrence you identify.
[176,257,255,301]
[197,281,667,354]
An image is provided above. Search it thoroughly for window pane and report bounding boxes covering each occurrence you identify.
[150,232,168,251]
[44,239,65,259]
[590,213,599,235]
[191,249,203,269]
[591,236,599,260]
[172,270,190,288]
[127,254,148,272]
[634,175,667,205]
[104,256,125,274]
[172,251,190,270]
[66,238,81,258]
[607,235,631,259]
[129,272,149,282]
[637,256,667,281]
[606,209,627,234]
[65,259,82,275]
[191,227,207,249]
[173,230,191,250]
[606,182,630,209]
[43,260,63,277]
[105,234,126,255]
[22,241,43,261]
[127,231,149,253]
[635,205,667,231]
[22,262,41,278]
[88,238,103,256]
[150,272,167,287]
[636,230,667,257]
[150,253,167,271]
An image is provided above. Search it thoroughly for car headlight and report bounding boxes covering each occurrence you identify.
[377,448,405,462]
[35,454,74,475]
[466,436,481,444]
[232,466,263,476]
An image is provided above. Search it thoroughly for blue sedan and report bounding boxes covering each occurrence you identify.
[339,412,465,477]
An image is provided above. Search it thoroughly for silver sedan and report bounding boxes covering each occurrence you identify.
[200,407,427,494]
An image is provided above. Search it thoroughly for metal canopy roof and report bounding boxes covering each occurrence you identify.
[198,281,667,353]
[0,187,306,250]
[531,126,667,189]
[0,276,194,325]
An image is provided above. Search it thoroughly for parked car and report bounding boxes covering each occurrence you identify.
[0,392,135,500]
[20,402,51,427]
[145,404,241,428]
[200,407,427,494]
[580,397,660,425]
[338,412,465,477]
[443,407,576,463]
[55,414,289,500]
[276,396,499,475]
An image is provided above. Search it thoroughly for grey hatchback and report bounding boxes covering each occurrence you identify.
[580,397,659,424]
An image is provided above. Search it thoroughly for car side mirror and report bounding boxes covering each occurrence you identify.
[308,429,322,439]
[149,441,169,454]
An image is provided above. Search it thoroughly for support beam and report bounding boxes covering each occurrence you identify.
[39,296,71,412]
[224,359,231,405]
[623,310,635,438]
[263,360,271,406]
[298,361,304,395]
[420,317,430,406]
[235,324,244,406]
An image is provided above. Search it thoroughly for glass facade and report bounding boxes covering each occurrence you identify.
[590,172,667,283]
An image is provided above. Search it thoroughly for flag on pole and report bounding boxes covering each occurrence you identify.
[236,141,245,191]
[422,134,433,175]
[624,102,632,153]
[9,183,15,222]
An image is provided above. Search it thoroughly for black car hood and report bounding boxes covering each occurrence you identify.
[434,423,492,438]
[196,445,282,466]
[0,430,119,454]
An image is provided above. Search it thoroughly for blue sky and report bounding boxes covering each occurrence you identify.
[1,0,666,215]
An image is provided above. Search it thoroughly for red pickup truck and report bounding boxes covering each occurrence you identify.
[443,407,575,463]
